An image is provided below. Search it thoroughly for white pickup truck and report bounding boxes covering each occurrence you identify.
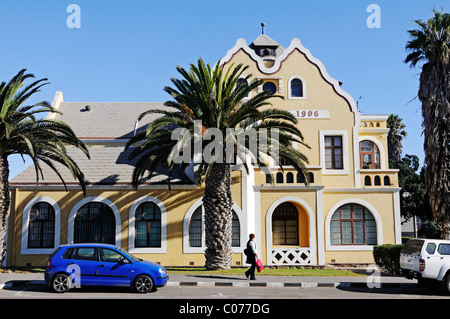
[400,238,450,293]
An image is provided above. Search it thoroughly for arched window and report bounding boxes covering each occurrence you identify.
[189,206,202,247]
[189,207,240,247]
[290,78,303,97]
[286,172,294,183]
[360,140,380,169]
[330,204,377,245]
[236,78,246,88]
[364,176,372,186]
[236,78,251,99]
[135,202,161,248]
[374,175,381,186]
[74,202,115,244]
[231,212,241,247]
[308,172,314,183]
[272,202,299,245]
[262,82,277,94]
[384,176,390,186]
[28,202,55,248]
[276,172,284,183]
[297,172,305,183]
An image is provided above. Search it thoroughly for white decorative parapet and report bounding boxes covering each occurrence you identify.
[271,247,312,265]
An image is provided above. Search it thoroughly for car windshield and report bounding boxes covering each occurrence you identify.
[401,239,424,256]
[116,247,141,262]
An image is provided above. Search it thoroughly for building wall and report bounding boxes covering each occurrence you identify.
[5,36,402,268]
[6,171,246,268]
[227,49,356,187]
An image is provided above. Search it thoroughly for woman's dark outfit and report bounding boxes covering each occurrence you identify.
[245,240,257,280]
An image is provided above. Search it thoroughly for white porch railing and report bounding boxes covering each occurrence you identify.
[270,247,312,265]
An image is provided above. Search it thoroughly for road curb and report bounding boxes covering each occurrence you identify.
[166,281,418,288]
[1,280,418,290]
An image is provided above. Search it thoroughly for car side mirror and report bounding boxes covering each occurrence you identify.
[119,257,131,264]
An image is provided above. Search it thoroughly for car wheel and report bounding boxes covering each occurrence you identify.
[51,273,72,293]
[134,274,154,293]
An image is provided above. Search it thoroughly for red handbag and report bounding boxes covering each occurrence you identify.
[256,259,264,272]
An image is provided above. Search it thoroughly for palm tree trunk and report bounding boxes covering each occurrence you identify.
[203,162,233,270]
[0,153,10,267]
[419,63,450,239]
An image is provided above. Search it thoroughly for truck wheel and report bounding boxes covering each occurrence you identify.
[444,274,450,295]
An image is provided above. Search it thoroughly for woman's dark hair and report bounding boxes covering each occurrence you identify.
[249,233,255,240]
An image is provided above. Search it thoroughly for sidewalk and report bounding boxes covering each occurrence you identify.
[0,271,417,289]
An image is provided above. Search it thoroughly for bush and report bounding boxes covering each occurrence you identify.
[373,244,404,275]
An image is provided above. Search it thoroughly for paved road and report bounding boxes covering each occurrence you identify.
[1,272,449,300]
[1,282,449,300]
[1,273,448,318]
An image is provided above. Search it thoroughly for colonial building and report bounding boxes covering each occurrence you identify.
[5,30,401,268]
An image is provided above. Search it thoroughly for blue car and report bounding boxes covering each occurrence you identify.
[44,243,168,293]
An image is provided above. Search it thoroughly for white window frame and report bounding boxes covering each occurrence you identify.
[325,199,383,251]
[67,196,121,247]
[320,130,349,175]
[183,199,244,253]
[21,196,61,255]
[128,195,167,254]
[358,136,386,169]
[287,75,306,100]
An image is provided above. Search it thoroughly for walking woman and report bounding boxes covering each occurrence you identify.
[245,234,258,280]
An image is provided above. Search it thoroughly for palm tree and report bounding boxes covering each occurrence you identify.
[405,9,450,238]
[0,69,89,265]
[127,58,309,269]
[387,114,407,162]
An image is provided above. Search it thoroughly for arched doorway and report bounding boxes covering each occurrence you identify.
[267,198,315,265]
[272,202,310,247]
[74,202,115,244]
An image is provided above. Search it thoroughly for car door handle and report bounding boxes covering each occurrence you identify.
[98,264,104,267]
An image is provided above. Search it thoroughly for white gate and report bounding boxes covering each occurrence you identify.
[270,247,312,265]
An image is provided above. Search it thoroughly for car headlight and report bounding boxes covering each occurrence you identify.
[158,267,167,277]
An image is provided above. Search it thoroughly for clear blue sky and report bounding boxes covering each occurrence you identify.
[0,0,446,179]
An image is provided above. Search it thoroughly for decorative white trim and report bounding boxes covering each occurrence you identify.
[9,184,198,191]
[325,198,383,251]
[265,196,316,265]
[183,198,205,254]
[316,188,325,265]
[393,189,402,244]
[128,195,167,254]
[67,196,121,246]
[254,185,324,191]
[182,199,245,254]
[220,37,358,114]
[360,114,389,122]
[324,187,401,193]
[287,75,306,100]
[21,196,61,255]
[353,114,362,188]
[319,130,349,175]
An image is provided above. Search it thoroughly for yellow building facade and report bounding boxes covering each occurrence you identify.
[5,32,401,268]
